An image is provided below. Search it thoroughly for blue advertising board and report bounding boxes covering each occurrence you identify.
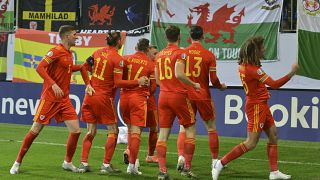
[0,82,319,142]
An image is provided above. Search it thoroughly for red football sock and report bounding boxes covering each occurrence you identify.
[208,130,219,159]
[221,143,248,166]
[81,134,95,163]
[148,131,158,156]
[267,143,278,171]
[104,133,118,164]
[129,133,141,164]
[65,132,80,163]
[156,141,167,173]
[16,131,38,163]
[184,138,195,170]
[177,132,186,157]
[126,129,131,151]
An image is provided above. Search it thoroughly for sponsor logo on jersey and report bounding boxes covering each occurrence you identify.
[40,115,46,121]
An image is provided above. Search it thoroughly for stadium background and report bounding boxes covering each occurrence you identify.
[0,0,319,179]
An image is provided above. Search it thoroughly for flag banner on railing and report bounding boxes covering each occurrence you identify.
[151,0,283,61]
[79,0,150,36]
[297,0,320,80]
[13,29,126,84]
[18,0,77,32]
[0,0,14,31]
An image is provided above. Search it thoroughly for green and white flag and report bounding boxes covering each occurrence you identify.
[297,0,320,80]
[0,0,14,31]
[151,0,283,61]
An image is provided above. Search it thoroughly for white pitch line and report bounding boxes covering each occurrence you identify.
[1,139,320,166]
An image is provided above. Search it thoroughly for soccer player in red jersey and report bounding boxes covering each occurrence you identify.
[123,45,159,164]
[212,36,298,180]
[120,38,155,175]
[78,32,148,173]
[10,25,89,174]
[176,26,227,171]
[155,25,200,180]
[145,45,159,163]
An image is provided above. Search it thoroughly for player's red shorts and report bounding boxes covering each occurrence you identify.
[146,95,158,128]
[120,92,148,127]
[191,100,216,121]
[158,91,195,128]
[246,101,275,133]
[81,94,117,125]
[33,98,78,124]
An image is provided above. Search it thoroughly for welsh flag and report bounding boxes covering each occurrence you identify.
[297,0,320,80]
[151,0,283,61]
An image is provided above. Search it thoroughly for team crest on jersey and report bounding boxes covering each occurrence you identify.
[40,115,46,121]
[259,123,264,129]
[257,68,264,75]
[181,53,187,60]
[119,60,124,67]
[47,51,53,57]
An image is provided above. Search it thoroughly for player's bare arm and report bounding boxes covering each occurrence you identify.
[175,59,200,90]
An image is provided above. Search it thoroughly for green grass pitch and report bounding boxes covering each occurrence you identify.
[0,123,319,179]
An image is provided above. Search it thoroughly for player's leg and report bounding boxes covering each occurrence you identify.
[127,125,143,175]
[146,109,159,163]
[201,100,219,166]
[101,123,121,173]
[63,119,81,172]
[264,110,291,180]
[79,123,96,173]
[180,123,197,178]
[177,125,186,167]
[10,122,44,174]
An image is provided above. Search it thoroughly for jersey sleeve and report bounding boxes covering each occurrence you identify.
[175,49,187,64]
[252,67,269,83]
[208,53,222,88]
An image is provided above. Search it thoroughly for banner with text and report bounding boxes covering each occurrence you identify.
[13,29,126,84]
[0,33,8,80]
[0,82,319,142]
[79,0,150,36]
[0,0,14,31]
[297,0,320,80]
[151,0,282,61]
[18,0,77,32]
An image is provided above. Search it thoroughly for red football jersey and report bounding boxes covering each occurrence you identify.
[39,44,74,102]
[155,44,187,94]
[122,51,154,95]
[184,42,217,100]
[239,64,270,103]
[90,46,124,97]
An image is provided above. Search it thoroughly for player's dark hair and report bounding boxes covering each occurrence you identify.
[59,25,75,39]
[190,26,203,40]
[137,38,150,53]
[239,36,264,67]
[165,25,180,43]
[106,32,121,46]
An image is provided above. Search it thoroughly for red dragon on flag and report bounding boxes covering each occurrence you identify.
[188,3,245,44]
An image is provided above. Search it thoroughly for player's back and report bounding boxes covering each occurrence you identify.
[91,46,121,96]
[122,51,153,95]
[185,42,214,99]
[156,44,187,94]
[239,64,269,103]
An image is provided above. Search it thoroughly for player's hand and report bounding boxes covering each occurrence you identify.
[288,63,299,78]
[138,76,149,87]
[52,83,64,98]
[85,84,95,96]
[219,83,227,91]
[291,63,299,73]
[193,82,201,91]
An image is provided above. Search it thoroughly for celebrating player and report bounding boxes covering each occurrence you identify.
[212,36,298,180]
[10,25,89,174]
[156,25,199,180]
[120,38,155,175]
[175,26,226,172]
[78,32,148,173]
